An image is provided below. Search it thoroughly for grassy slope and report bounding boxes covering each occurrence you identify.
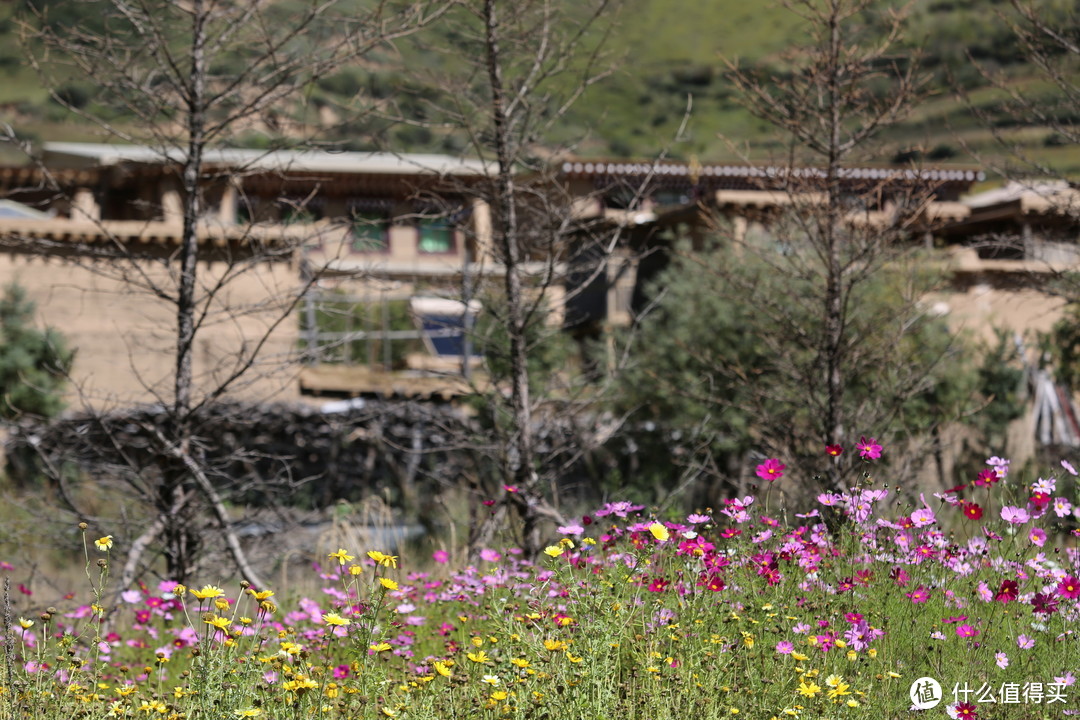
[2,0,1078,175]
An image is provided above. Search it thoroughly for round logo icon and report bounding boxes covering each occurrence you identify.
[909,676,943,709]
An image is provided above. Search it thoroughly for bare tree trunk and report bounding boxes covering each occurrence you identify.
[159,0,210,582]
[482,0,542,554]
[175,0,206,418]
[822,3,845,487]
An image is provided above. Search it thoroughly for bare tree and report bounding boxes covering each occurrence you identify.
[729,0,926,451]
[621,0,985,494]
[5,0,447,585]
[391,0,631,555]
[958,1,1080,178]
[956,0,1080,301]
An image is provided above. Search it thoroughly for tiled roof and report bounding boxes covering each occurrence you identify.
[560,160,983,183]
[42,143,492,177]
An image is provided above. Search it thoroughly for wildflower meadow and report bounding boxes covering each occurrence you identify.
[2,443,1080,720]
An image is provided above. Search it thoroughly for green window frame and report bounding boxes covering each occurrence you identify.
[418,217,454,254]
[350,209,390,253]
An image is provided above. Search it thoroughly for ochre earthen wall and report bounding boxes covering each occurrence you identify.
[0,254,303,408]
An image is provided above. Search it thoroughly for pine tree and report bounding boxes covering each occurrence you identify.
[0,284,73,420]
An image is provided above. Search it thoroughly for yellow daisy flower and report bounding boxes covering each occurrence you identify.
[190,585,225,600]
[322,612,350,627]
[328,549,354,566]
[204,615,230,630]
[367,551,398,568]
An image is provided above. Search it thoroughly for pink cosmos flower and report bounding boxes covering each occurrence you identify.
[825,444,843,456]
[1028,528,1046,547]
[756,458,786,482]
[1017,634,1034,649]
[995,652,1009,669]
[432,550,450,564]
[910,508,936,527]
[775,641,794,654]
[479,549,501,563]
[856,436,882,460]
[986,456,1010,477]
[818,493,842,506]
[594,501,645,518]
[1000,506,1030,524]
[1062,459,1078,476]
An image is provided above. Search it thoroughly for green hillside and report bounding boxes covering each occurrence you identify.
[2,0,1079,174]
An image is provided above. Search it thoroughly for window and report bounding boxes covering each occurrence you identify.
[279,197,323,224]
[418,217,454,254]
[604,186,641,210]
[349,209,390,253]
[409,297,482,359]
[652,188,692,207]
[235,196,259,225]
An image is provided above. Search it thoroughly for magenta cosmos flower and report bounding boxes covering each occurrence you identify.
[755,458,786,482]
[856,436,882,460]
[906,585,930,603]
[956,624,979,638]
[1057,576,1080,599]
